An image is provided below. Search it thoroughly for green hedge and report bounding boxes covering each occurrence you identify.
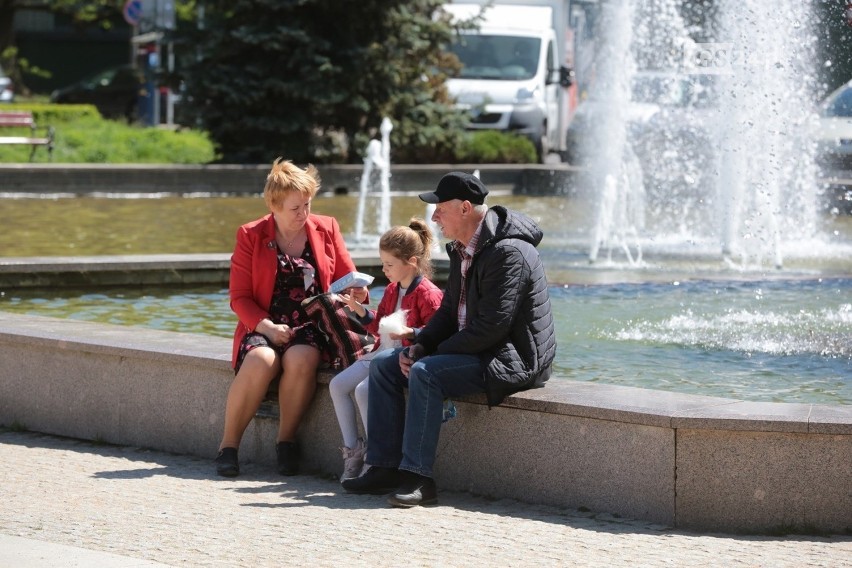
[1,103,537,164]
[457,131,538,164]
[0,103,218,164]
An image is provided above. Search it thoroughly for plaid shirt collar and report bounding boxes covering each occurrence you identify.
[452,218,485,262]
[453,218,485,330]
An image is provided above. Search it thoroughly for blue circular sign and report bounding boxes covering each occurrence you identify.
[123,0,143,26]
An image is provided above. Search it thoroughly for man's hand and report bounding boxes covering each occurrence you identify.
[399,344,426,377]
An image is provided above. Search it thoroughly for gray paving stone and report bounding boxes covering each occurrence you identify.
[0,431,849,568]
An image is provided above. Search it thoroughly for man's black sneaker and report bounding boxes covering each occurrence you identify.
[214,447,239,478]
[388,472,437,507]
[276,441,300,476]
[340,466,401,495]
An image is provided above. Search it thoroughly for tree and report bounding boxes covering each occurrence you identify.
[0,0,129,93]
[181,0,468,164]
[814,0,852,98]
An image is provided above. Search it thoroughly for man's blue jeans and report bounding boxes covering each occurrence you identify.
[366,347,486,478]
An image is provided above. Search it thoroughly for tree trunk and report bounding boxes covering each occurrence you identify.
[0,0,17,58]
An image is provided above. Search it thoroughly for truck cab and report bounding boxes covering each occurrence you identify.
[445,3,574,162]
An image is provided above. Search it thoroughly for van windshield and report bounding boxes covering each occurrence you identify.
[449,35,541,80]
[823,86,852,118]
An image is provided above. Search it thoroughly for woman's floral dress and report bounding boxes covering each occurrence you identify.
[234,242,328,372]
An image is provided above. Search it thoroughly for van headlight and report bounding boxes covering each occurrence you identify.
[515,86,538,102]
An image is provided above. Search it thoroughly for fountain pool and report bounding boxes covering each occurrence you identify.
[1,265,849,405]
[1,1,849,534]
[1,182,851,406]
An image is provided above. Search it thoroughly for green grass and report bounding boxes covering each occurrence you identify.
[1,101,536,164]
[0,102,218,164]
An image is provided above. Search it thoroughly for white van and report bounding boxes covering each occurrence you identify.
[445,2,574,161]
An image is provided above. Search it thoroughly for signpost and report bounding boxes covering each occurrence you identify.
[123,0,143,27]
[127,0,177,126]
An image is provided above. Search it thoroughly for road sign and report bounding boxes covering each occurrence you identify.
[123,0,143,26]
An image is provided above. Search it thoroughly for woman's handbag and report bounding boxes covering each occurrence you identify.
[302,293,376,369]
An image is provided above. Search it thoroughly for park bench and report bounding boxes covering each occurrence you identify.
[0,110,55,161]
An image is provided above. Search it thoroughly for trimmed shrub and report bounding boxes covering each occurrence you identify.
[0,103,217,164]
[455,130,538,164]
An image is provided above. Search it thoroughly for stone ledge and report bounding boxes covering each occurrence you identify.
[0,251,450,289]
[0,163,582,197]
[3,163,848,212]
[0,311,849,533]
[1,312,849,434]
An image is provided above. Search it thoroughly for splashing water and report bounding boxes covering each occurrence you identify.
[582,0,827,270]
[584,0,643,265]
[715,0,820,268]
[352,117,393,247]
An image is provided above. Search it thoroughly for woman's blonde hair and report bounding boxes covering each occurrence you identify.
[379,217,435,279]
[263,157,320,210]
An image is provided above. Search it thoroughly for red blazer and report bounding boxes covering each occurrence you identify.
[228,213,357,367]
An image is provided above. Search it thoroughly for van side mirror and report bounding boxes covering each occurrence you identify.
[559,66,574,88]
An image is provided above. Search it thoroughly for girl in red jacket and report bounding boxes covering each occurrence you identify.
[330,218,443,482]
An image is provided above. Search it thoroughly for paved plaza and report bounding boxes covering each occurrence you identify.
[0,430,849,567]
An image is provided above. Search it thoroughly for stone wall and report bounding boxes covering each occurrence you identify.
[0,311,849,534]
[0,163,579,196]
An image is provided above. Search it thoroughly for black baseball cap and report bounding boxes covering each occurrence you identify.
[418,172,489,205]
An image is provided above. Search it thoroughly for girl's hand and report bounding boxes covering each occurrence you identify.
[340,291,366,318]
[349,286,369,304]
[389,326,414,341]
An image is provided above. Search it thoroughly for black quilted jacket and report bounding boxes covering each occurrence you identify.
[416,206,556,406]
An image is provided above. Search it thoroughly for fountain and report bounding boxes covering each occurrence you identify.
[712,0,820,269]
[1,1,851,406]
[1,2,850,533]
[581,0,828,271]
[584,0,645,265]
[349,119,473,255]
[352,117,393,247]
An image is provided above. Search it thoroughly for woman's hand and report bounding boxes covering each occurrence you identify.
[256,319,295,345]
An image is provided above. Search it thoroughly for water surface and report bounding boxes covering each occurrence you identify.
[2,278,849,405]
[1,193,850,404]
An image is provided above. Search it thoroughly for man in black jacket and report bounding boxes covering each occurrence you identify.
[342,171,556,507]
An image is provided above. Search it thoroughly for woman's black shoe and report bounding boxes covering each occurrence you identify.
[214,447,239,478]
[276,441,300,476]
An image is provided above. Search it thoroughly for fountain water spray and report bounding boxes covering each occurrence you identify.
[714,0,820,269]
[582,0,822,270]
[353,117,393,246]
[584,0,643,265]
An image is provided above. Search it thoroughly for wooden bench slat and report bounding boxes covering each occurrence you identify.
[0,110,54,161]
[0,119,36,127]
[0,137,51,144]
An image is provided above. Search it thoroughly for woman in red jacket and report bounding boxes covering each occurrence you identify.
[215,158,367,478]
